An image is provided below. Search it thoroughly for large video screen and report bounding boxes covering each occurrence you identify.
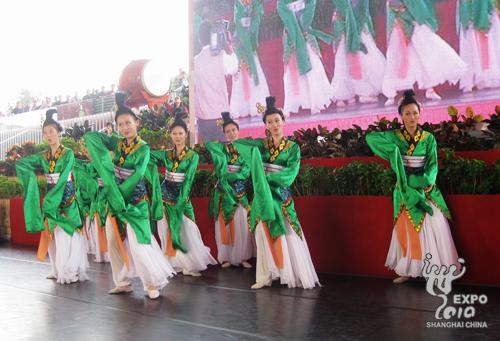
[190,0,500,141]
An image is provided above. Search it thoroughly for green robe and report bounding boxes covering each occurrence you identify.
[74,159,98,220]
[83,132,159,244]
[458,0,496,32]
[366,129,450,231]
[73,160,108,226]
[278,0,333,75]
[234,0,264,85]
[354,0,375,36]
[332,0,364,53]
[15,146,82,235]
[386,0,438,40]
[150,147,199,252]
[233,138,302,238]
[206,141,250,224]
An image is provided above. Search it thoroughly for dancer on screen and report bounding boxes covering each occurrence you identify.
[382,0,466,105]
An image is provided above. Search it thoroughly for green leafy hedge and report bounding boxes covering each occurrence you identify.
[2,155,499,200]
[0,176,46,199]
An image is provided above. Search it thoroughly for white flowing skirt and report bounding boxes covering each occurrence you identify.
[105,217,175,291]
[214,205,254,265]
[385,203,460,277]
[85,215,109,263]
[491,11,500,70]
[230,54,270,118]
[383,23,467,97]
[459,22,500,90]
[283,43,333,115]
[254,220,320,289]
[48,226,89,284]
[331,30,386,100]
[158,215,217,273]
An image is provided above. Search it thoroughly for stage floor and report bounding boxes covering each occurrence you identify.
[238,88,500,137]
[1,244,499,341]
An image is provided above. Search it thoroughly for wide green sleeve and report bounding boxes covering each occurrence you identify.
[365,131,430,214]
[118,145,150,201]
[149,149,166,166]
[408,135,438,190]
[163,151,200,252]
[355,0,375,36]
[84,131,127,213]
[84,131,153,244]
[277,0,311,75]
[266,143,300,188]
[73,159,98,216]
[226,158,250,183]
[206,141,239,221]
[205,141,227,181]
[175,152,199,211]
[232,137,264,148]
[145,151,164,222]
[332,0,363,53]
[403,0,438,31]
[15,153,44,233]
[233,140,276,228]
[42,150,77,227]
[471,0,496,31]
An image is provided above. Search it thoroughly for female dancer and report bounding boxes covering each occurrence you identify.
[153,113,217,276]
[16,109,88,284]
[230,0,270,118]
[278,0,333,115]
[84,94,174,299]
[366,90,460,283]
[206,112,254,268]
[383,0,466,105]
[233,96,320,289]
[330,0,386,105]
[457,0,500,92]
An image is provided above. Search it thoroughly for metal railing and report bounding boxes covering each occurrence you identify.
[0,128,43,161]
[0,111,114,161]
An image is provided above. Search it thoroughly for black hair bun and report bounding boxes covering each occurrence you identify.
[46,109,57,120]
[43,109,62,132]
[221,111,231,122]
[170,112,188,132]
[403,89,416,98]
[398,89,421,115]
[265,96,276,112]
[115,92,128,109]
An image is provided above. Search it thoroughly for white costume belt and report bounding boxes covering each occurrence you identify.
[164,170,185,183]
[114,166,134,180]
[402,155,427,168]
[45,172,72,185]
[241,17,251,28]
[288,0,305,12]
[263,163,285,174]
[227,165,241,173]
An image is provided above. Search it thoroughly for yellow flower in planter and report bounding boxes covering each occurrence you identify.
[447,106,458,117]
[473,115,484,123]
[465,106,474,119]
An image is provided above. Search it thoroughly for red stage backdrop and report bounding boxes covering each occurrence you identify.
[10,194,500,286]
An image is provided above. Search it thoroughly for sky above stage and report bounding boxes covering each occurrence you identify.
[0,0,189,111]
